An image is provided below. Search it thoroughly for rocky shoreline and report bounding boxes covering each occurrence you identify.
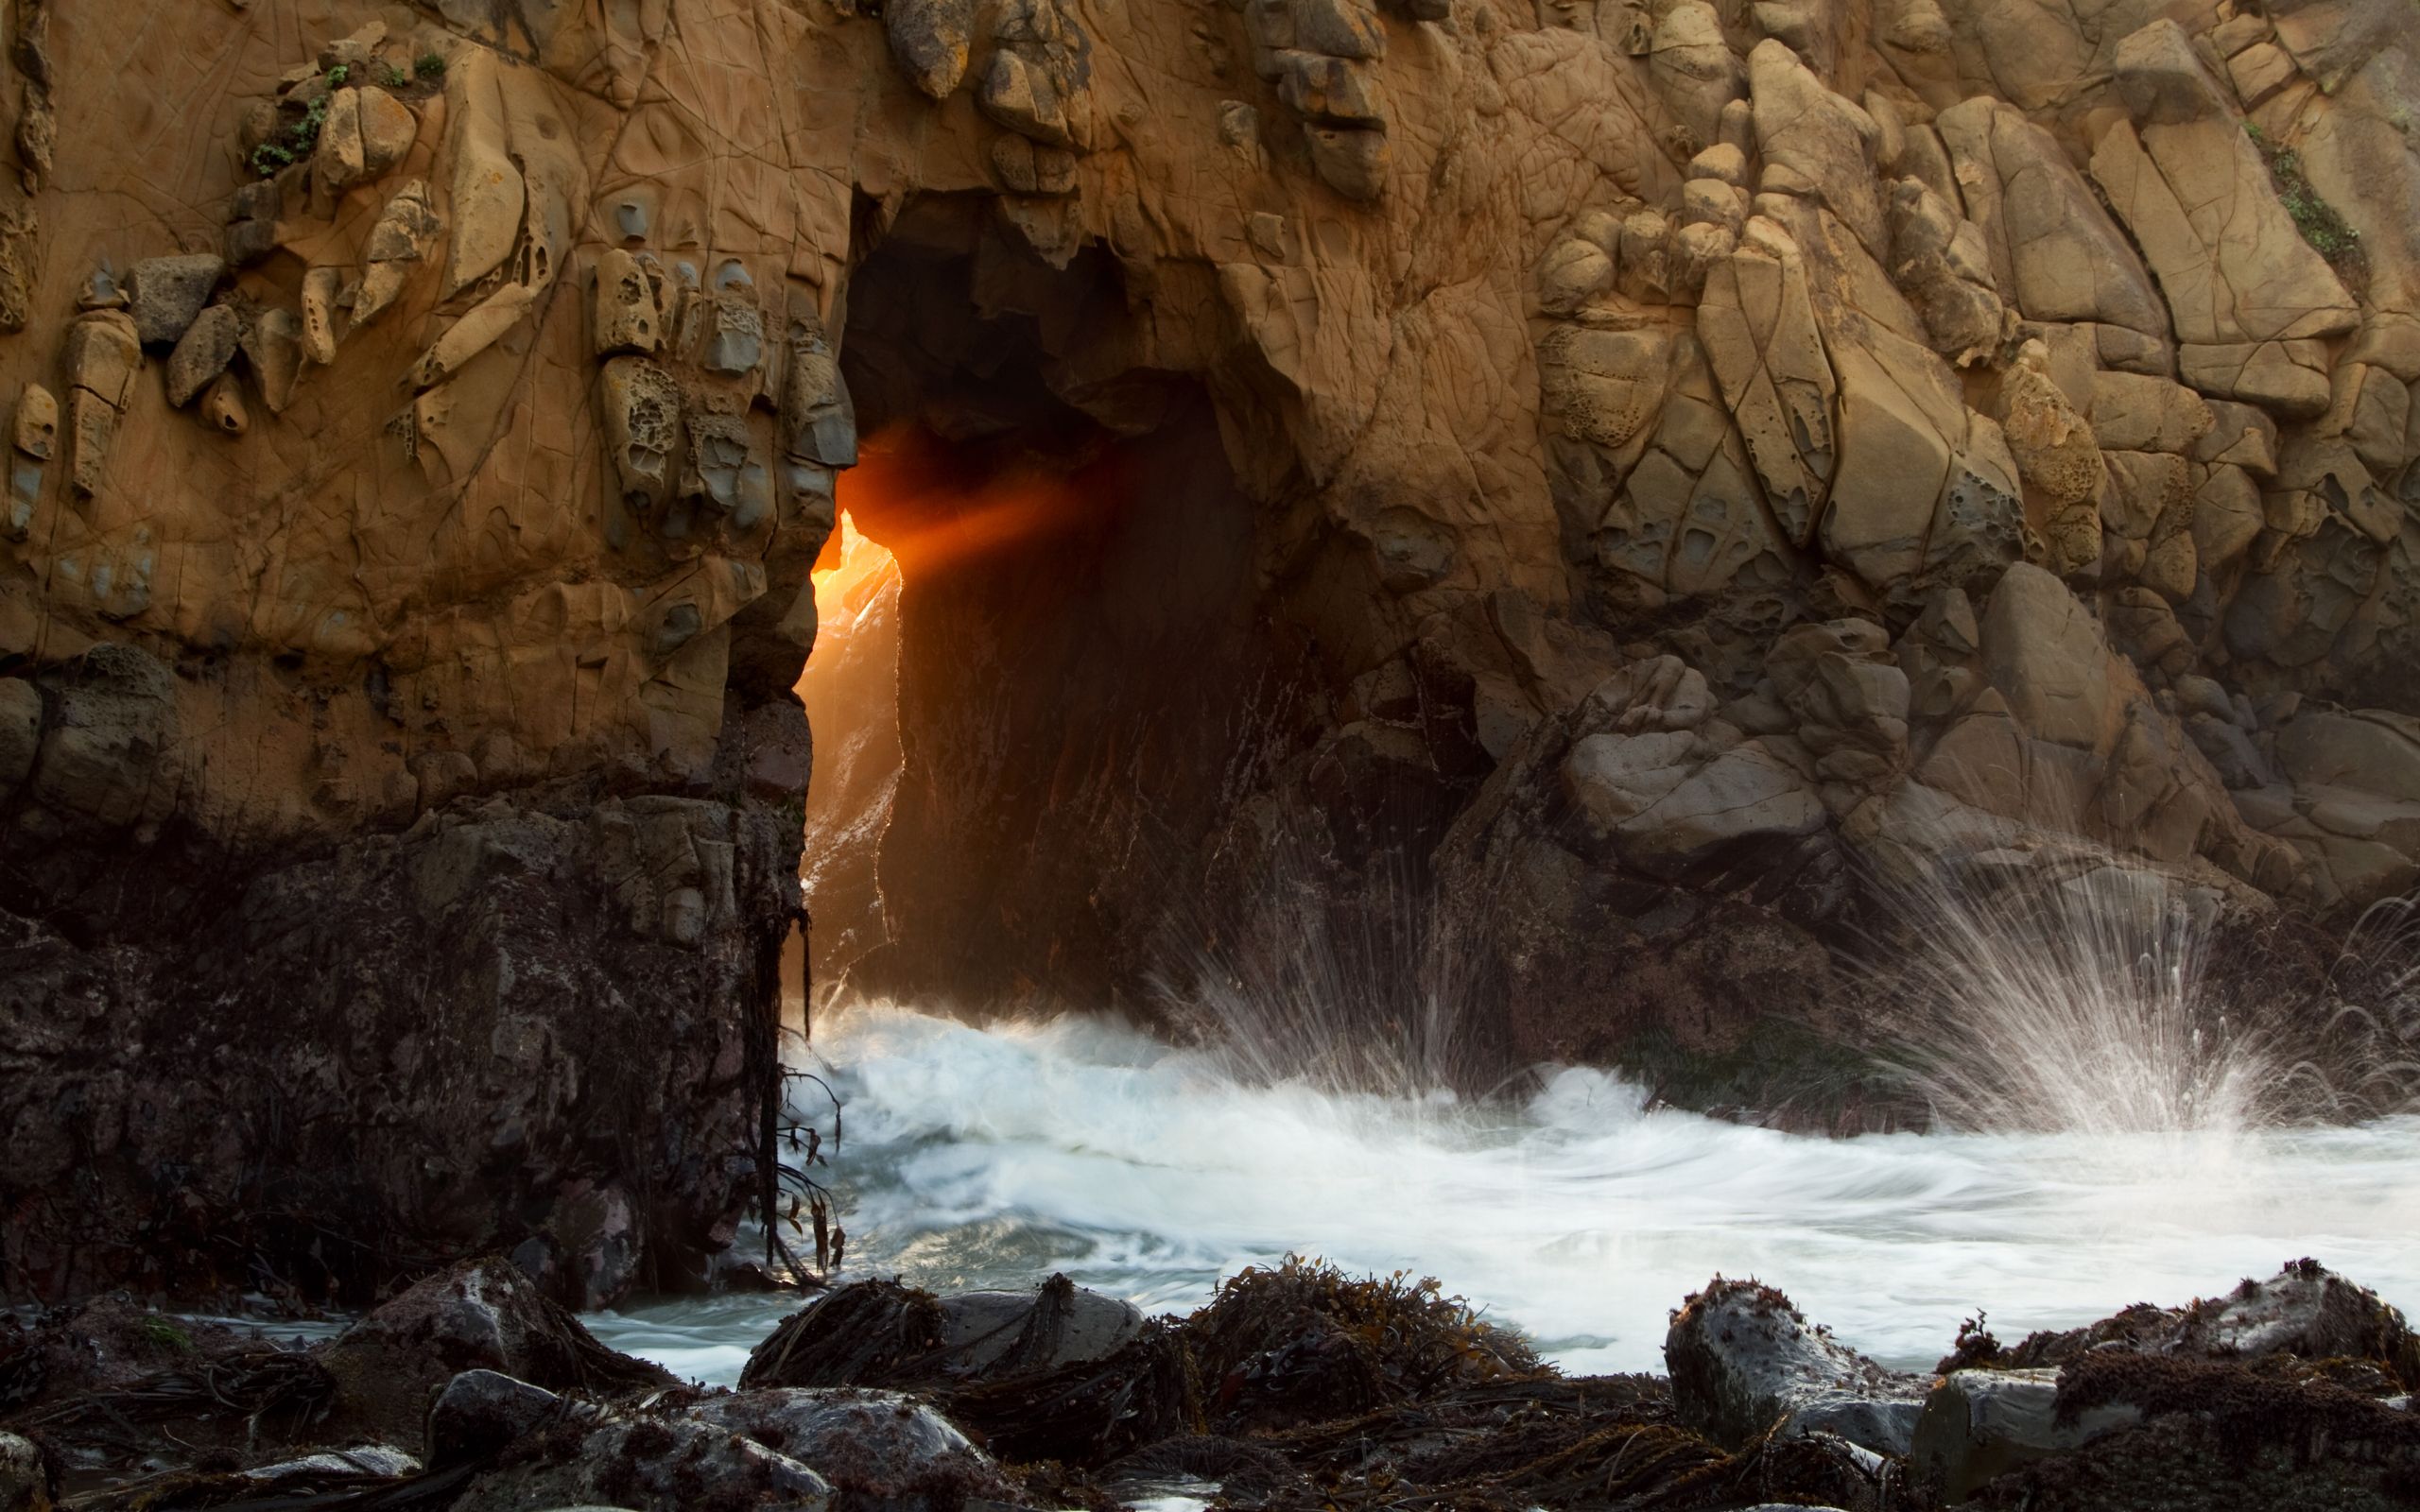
[4,1254,2413,1511]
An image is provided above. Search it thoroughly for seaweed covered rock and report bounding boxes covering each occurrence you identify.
[315,1258,674,1447]
[740,1274,1138,1390]
[1184,1258,1541,1434]
[1666,1277,1929,1454]
[1965,1352,2420,1511]
[1946,1260,2420,1388]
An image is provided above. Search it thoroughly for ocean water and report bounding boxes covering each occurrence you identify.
[584,1001,2420,1386]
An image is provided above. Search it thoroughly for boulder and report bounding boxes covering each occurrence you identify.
[0,1432,44,1512]
[316,1258,674,1445]
[451,1411,835,1512]
[935,1280,1145,1375]
[125,253,224,347]
[1668,1279,1929,1454]
[427,1368,579,1468]
[1910,1367,2143,1501]
[688,1389,1013,1509]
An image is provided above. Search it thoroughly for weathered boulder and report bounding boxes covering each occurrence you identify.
[1666,1278,1930,1454]
[316,1258,675,1446]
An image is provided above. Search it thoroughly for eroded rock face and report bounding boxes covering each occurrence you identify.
[5,0,2420,1285]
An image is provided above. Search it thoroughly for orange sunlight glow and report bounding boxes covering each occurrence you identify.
[810,427,1112,584]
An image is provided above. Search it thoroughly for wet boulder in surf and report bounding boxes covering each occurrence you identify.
[1666,1277,1929,1454]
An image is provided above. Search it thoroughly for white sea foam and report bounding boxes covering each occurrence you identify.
[587,1002,2420,1386]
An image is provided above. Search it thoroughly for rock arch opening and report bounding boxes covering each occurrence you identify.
[794,199,1279,1018]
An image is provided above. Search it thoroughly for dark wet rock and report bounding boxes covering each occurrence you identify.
[0,1431,48,1512]
[2,782,803,1313]
[688,1388,1014,1510]
[1946,1260,2420,1388]
[1666,1277,1929,1454]
[1964,1351,2420,1511]
[1911,1367,2145,1502]
[316,1258,673,1448]
[937,1278,1142,1375]
[449,1386,1002,1512]
[0,1297,254,1409]
[743,1274,1139,1392]
[427,1368,584,1468]
[451,1409,835,1512]
[226,1443,422,1487]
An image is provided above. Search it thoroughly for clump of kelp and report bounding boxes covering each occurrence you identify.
[741,1257,1894,1511]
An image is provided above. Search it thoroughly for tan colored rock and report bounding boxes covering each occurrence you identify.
[2089,371,2213,455]
[240,308,305,415]
[1747,41,1884,258]
[1981,562,2115,750]
[300,266,343,365]
[1937,99,2169,340]
[202,372,250,438]
[592,249,660,355]
[356,84,416,177]
[1994,341,2104,516]
[1649,2,1742,150]
[314,86,368,193]
[12,384,57,460]
[443,50,526,297]
[355,180,441,325]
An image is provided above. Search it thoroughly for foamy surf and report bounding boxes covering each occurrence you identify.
[585,1001,2420,1386]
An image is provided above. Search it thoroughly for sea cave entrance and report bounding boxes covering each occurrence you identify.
[787,197,1276,1022]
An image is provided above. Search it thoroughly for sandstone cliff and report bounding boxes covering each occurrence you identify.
[2,0,2417,1299]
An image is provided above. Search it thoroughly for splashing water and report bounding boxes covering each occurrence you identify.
[1882,865,2271,1135]
[586,1002,2420,1387]
[1879,862,2420,1134]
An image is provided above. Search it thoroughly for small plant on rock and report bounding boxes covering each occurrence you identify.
[2245,119,2367,284]
[381,62,408,89]
[415,51,446,79]
[247,67,346,178]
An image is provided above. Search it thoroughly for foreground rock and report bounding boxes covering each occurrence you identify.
[741,1274,1140,1389]
[1667,1277,1930,1453]
[18,1261,2417,1512]
[1918,1260,2420,1505]
[317,1257,676,1446]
